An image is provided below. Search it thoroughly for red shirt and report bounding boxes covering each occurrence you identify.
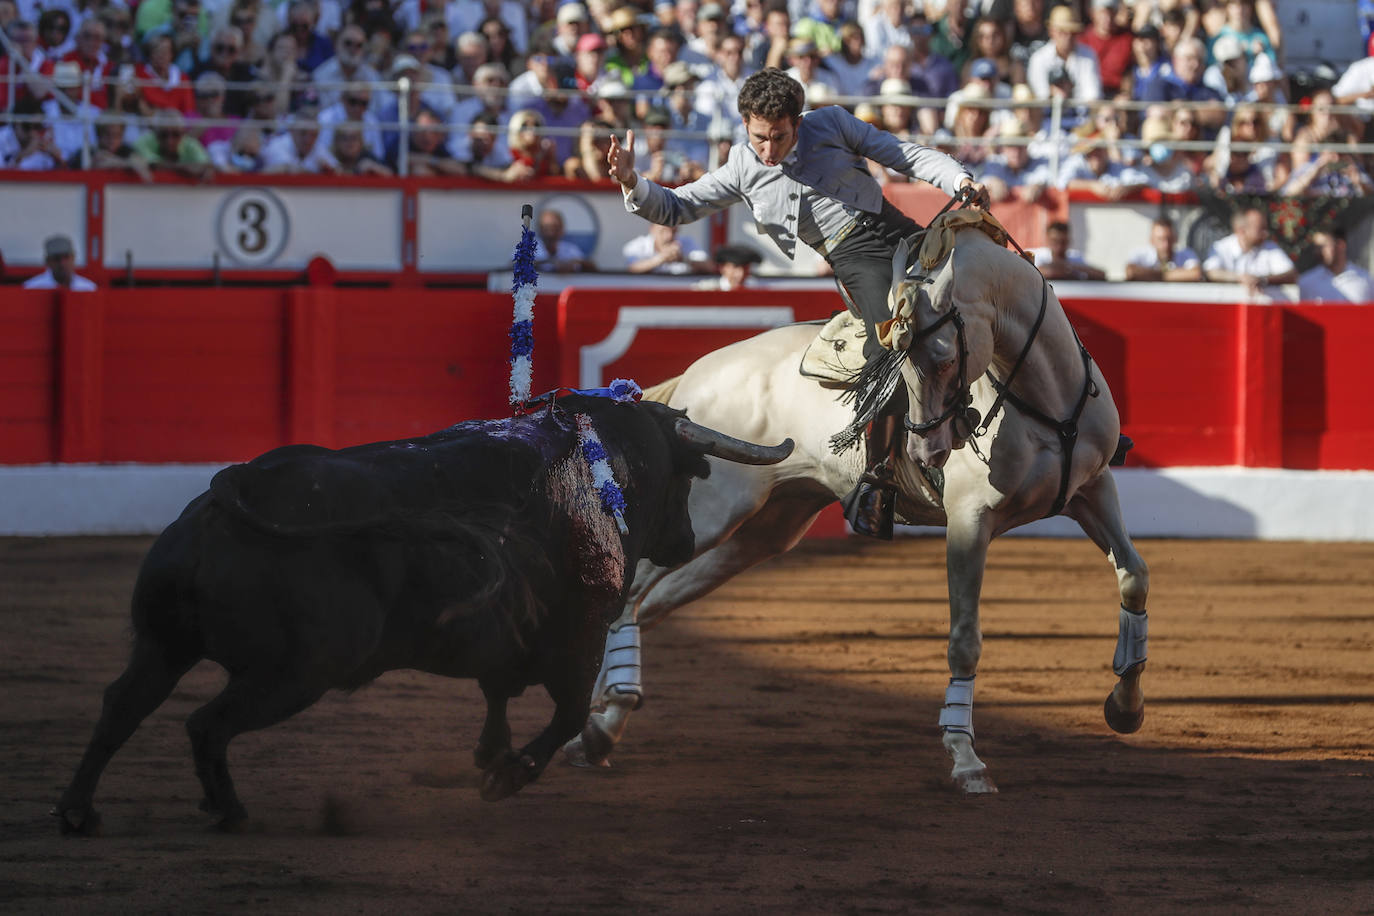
[511,144,559,177]
[1080,29,1134,94]
[135,62,194,114]
[40,50,116,108]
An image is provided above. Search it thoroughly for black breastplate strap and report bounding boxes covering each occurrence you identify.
[980,276,1099,517]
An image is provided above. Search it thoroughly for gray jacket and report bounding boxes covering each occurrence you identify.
[625,105,971,260]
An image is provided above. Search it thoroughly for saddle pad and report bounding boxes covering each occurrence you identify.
[799,311,867,387]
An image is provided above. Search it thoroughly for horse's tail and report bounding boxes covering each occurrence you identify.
[642,376,681,405]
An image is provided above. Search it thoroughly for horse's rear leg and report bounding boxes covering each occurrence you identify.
[55,636,199,835]
[566,488,828,767]
[1064,471,1151,734]
[941,517,997,794]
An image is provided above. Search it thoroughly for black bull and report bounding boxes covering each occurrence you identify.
[54,396,791,833]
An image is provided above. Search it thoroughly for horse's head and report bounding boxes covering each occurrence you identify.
[889,235,993,469]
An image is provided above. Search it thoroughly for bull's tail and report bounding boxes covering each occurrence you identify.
[642,376,682,405]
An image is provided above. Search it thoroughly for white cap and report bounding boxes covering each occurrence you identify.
[1211,35,1245,63]
[596,79,630,99]
[390,54,422,77]
[879,77,910,97]
[1249,54,1282,83]
[52,61,82,88]
[556,2,588,24]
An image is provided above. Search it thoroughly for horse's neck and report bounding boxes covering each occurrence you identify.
[959,241,1085,409]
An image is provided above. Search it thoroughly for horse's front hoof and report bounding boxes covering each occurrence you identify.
[1104,692,1145,734]
[561,735,611,769]
[53,805,102,836]
[951,767,999,795]
[480,753,539,801]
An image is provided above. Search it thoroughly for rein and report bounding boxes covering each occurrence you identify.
[900,199,1099,517]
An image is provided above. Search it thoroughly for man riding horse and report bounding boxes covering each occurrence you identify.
[607,67,990,539]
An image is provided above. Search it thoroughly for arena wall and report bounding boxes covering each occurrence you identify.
[2,283,1372,538]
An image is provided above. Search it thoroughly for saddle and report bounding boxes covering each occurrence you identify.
[798,311,868,388]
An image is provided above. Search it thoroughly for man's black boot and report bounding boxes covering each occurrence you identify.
[842,463,896,540]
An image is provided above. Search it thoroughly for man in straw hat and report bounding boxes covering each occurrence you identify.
[1026,5,1102,101]
[606,67,988,537]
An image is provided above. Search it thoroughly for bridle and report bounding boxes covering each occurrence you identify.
[897,213,1098,518]
[900,289,976,437]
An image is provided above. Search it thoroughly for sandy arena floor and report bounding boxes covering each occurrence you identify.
[1,535,1372,914]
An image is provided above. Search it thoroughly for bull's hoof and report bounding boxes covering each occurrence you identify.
[53,805,101,837]
[214,803,249,833]
[951,767,998,795]
[1104,692,1145,734]
[473,742,510,771]
[480,752,539,801]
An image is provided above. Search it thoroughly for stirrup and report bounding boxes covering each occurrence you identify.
[842,465,896,540]
[1110,435,1134,467]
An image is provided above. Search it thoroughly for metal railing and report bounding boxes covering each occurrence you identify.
[3,68,1373,183]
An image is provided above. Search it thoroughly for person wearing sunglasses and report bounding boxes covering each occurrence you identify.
[1,20,46,110]
[283,0,333,73]
[446,0,529,59]
[1206,103,1284,193]
[310,23,379,110]
[396,27,455,118]
[190,25,255,116]
[36,17,116,108]
[135,0,210,73]
[315,85,385,161]
[134,32,195,114]
[35,8,70,56]
[130,107,213,178]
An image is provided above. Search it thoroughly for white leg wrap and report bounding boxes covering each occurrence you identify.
[1112,606,1148,676]
[602,624,643,704]
[938,676,975,740]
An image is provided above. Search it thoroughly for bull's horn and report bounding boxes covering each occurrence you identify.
[674,419,794,465]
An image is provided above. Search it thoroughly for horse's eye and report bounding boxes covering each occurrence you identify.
[939,359,956,376]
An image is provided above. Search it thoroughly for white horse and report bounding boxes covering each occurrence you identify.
[568,224,1150,793]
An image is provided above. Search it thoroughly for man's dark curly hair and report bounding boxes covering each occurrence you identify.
[736,68,805,121]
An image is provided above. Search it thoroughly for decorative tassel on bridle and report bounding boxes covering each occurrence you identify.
[507,203,634,535]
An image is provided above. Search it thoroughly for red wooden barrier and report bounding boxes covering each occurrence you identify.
[556,287,841,391]
[3,287,1372,472]
[885,184,1065,251]
[2,288,562,463]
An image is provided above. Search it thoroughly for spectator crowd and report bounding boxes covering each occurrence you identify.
[1,0,1371,192]
[1,0,1372,295]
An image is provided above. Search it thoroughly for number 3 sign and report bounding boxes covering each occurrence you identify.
[215,188,290,266]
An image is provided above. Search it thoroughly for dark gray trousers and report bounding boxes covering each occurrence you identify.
[825,199,923,360]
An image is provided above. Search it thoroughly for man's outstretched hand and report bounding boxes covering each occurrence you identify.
[608,129,638,190]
